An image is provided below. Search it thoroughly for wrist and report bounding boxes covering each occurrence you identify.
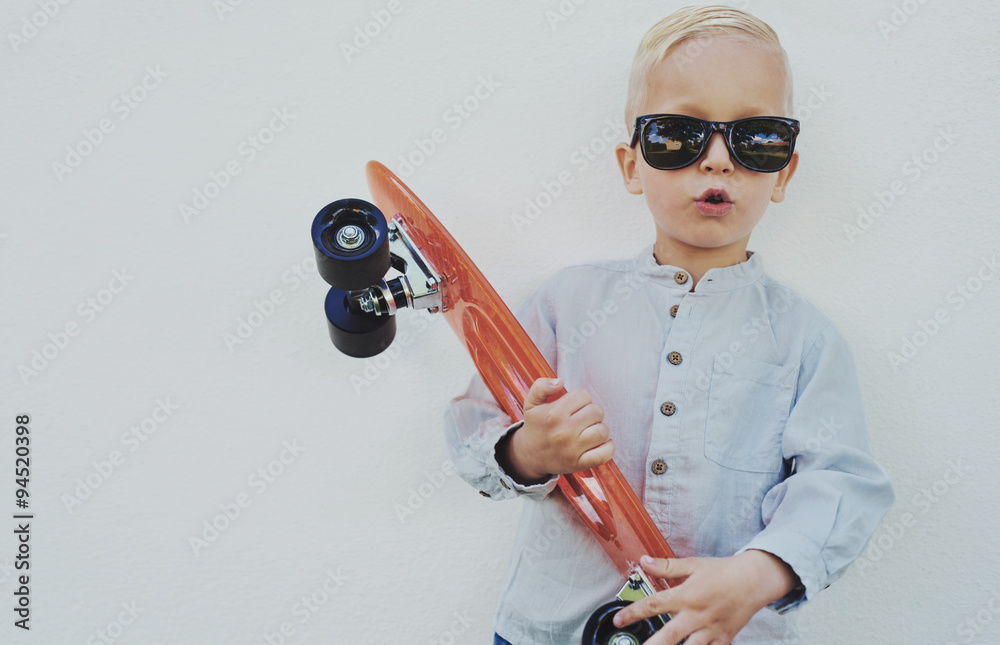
[737,549,801,607]
[496,424,550,484]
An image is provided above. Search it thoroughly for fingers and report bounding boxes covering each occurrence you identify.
[577,419,610,446]
[613,588,678,630]
[612,557,703,627]
[645,614,698,645]
[522,381,610,474]
[523,377,565,411]
[617,557,752,645]
[640,555,701,581]
[577,434,614,469]
[570,400,604,428]
[568,399,610,469]
[652,621,710,645]
[612,592,698,645]
[525,380,600,418]
[551,386,592,415]
[614,600,704,645]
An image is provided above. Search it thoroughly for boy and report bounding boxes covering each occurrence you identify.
[444,6,894,644]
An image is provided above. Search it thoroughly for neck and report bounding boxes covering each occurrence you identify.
[652,237,750,291]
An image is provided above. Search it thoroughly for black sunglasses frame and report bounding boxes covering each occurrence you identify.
[629,114,800,173]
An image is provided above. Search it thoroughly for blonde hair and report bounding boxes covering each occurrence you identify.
[624,5,793,127]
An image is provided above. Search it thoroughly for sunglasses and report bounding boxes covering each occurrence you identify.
[629,114,800,172]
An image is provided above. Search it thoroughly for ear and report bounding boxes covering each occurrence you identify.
[770,150,799,203]
[616,142,644,195]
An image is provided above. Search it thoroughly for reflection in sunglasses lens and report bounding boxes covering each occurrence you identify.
[644,118,704,168]
[732,120,791,171]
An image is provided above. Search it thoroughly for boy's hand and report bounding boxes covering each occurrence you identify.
[496,378,614,484]
[612,551,800,645]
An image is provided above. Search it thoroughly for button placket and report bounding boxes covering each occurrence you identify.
[645,289,702,534]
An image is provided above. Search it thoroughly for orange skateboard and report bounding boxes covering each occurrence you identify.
[311,161,677,644]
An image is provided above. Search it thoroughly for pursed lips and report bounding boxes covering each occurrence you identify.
[695,188,733,215]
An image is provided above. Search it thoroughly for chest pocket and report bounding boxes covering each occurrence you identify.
[704,355,798,473]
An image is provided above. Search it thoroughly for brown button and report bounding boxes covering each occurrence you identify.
[479,491,491,498]
[670,304,679,317]
[667,351,682,365]
[500,479,511,490]
[659,401,676,416]
[651,459,667,475]
[674,271,688,284]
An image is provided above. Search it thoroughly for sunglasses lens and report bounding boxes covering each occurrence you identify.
[641,117,706,169]
[730,119,794,171]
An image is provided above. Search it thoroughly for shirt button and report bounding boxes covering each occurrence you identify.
[674,271,688,284]
[650,459,668,475]
[659,401,676,416]
[479,491,491,498]
[500,479,511,490]
[670,304,679,317]
[667,351,683,365]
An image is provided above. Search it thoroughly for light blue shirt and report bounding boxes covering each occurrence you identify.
[444,244,894,644]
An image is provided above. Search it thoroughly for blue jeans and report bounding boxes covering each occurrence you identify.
[494,635,512,645]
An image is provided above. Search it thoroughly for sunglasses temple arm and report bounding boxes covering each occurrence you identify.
[628,122,640,148]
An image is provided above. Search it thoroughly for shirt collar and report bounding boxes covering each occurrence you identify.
[633,243,763,293]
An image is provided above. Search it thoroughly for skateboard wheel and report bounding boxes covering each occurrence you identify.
[324,286,396,358]
[581,601,657,645]
[312,198,390,290]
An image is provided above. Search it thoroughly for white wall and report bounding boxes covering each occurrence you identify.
[2,1,998,643]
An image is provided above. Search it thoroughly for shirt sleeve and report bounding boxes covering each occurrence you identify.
[736,321,895,612]
[442,278,561,501]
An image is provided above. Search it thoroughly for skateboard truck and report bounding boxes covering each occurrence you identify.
[581,566,673,645]
[349,216,444,318]
[311,198,444,358]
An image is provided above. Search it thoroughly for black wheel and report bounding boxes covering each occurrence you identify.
[324,286,395,358]
[312,198,390,290]
[581,601,657,645]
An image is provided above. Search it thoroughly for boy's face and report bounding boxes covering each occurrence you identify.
[616,36,798,260]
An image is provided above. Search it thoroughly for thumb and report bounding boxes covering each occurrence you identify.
[640,554,701,581]
[524,377,563,410]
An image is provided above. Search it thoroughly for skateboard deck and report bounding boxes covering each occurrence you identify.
[311,162,677,642]
[364,161,678,582]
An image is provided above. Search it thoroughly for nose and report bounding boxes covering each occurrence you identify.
[699,132,734,174]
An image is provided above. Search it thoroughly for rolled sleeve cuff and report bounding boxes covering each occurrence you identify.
[736,531,827,614]
[483,421,559,501]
